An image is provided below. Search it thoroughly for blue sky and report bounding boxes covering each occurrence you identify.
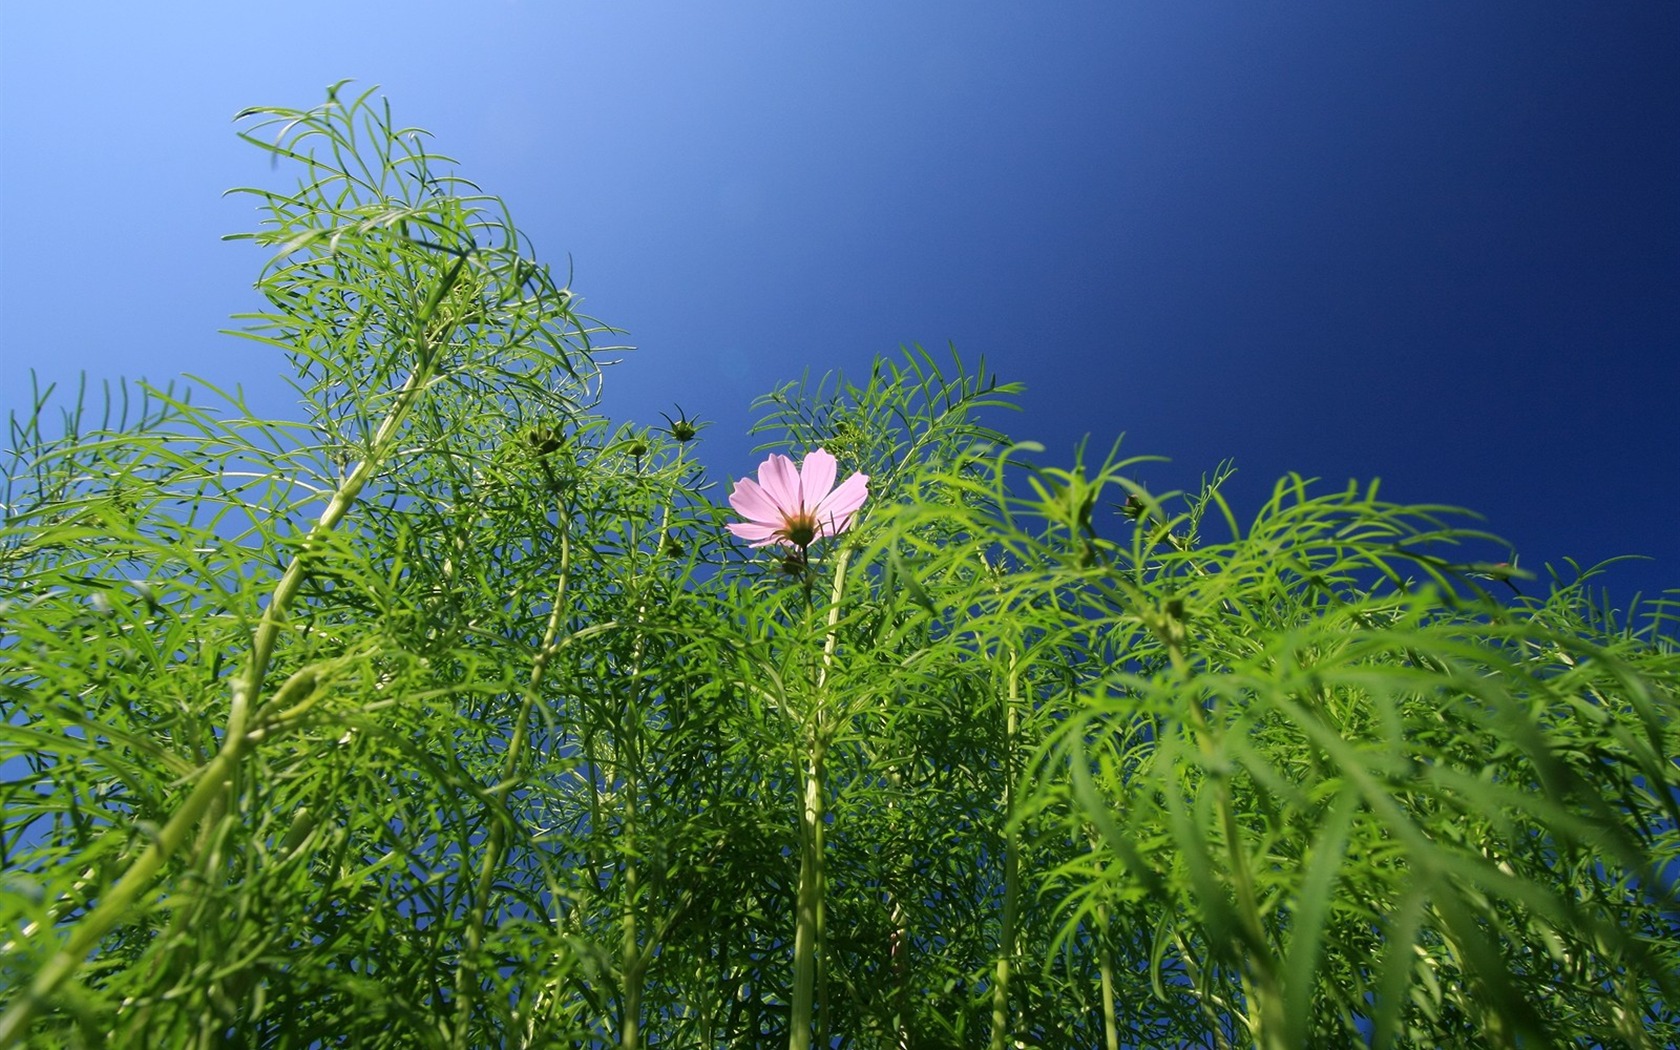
[2,2,1676,600]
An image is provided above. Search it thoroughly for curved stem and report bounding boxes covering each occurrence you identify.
[0,346,444,1048]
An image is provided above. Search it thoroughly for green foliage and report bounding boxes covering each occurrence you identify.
[3,86,1677,1050]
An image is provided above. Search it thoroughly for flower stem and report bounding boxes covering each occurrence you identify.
[452,516,572,1048]
[617,454,681,1050]
[789,547,850,1050]
[989,652,1022,1050]
[789,742,826,1050]
[1098,901,1120,1050]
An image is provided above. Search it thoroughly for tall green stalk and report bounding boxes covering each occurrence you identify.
[989,651,1022,1050]
[616,446,686,1050]
[788,548,850,1050]
[1096,901,1120,1050]
[452,512,573,1047]
[1160,611,1287,1050]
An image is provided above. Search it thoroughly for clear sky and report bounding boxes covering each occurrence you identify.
[2,2,1676,600]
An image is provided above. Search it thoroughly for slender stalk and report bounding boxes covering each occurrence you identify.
[989,652,1022,1050]
[886,757,911,1049]
[890,887,910,1050]
[1097,901,1120,1050]
[617,638,644,1048]
[789,743,826,1050]
[616,688,644,1050]
[1163,617,1286,1050]
[452,517,572,1047]
[789,548,850,1050]
[616,443,686,1050]
[1170,926,1234,1050]
[815,549,849,1050]
[621,819,642,1050]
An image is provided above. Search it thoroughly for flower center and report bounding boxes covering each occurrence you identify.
[782,514,818,549]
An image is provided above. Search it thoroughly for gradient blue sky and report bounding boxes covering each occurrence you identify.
[2,2,1676,600]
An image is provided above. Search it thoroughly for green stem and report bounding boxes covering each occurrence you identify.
[618,698,643,1050]
[452,518,572,1048]
[1097,902,1120,1050]
[789,743,826,1050]
[789,547,850,1050]
[617,443,685,1050]
[1165,623,1286,1050]
[890,887,910,1050]
[989,652,1022,1050]
[621,811,642,1050]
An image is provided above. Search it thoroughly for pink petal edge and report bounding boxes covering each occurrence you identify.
[798,449,839,511]
[728,479,783,525]
[727,521,784,546]
[756,453,802,512]
[813,472,869,523]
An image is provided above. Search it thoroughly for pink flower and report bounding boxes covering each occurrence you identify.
[727,448,869,550]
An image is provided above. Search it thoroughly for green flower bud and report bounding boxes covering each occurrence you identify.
[525,426,564,456]
[661,406,706,443]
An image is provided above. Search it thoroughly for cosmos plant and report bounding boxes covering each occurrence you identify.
[2,86,1678,1050]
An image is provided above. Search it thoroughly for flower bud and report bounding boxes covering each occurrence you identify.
[661,406,705,443]
[525,426,564,456]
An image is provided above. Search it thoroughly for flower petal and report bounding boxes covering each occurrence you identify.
[728,478,783,525]
[811,472,869,534]
[798,449,838,513]
[756,453,801,513]
[728,521,785,546]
